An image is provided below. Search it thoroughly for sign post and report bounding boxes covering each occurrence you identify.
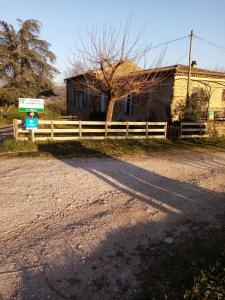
[18,98,44,113]
[208,110,214,120]
[18,98,44,141]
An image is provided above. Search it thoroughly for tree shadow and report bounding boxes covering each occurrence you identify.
[3,141,225,299]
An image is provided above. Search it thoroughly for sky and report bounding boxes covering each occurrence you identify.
[1,0,225,83]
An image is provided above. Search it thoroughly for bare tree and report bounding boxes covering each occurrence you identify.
[65,60,85,78]
[71,25,166,122]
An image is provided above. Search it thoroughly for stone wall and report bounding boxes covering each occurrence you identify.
[207,121,225,137]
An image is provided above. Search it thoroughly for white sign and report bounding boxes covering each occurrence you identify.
[19,98,44,113]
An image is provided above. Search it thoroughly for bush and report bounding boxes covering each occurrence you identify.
[184,253,225,299]
[0,105,26,125]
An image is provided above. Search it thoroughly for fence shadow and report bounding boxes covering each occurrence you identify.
[5,141,225,300]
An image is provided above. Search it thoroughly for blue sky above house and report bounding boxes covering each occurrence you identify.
[1,0,225,83]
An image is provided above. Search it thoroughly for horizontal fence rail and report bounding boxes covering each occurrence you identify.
[0,124,13,141]
[180,122,208,138]
[13,120,209,141]
[14,120,168,141]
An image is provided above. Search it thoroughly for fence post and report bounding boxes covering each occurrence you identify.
[13,119,15,139]
[205,122,208,136]
[164,122,168,139]
[14,119,18,141]
[105,121,108,138]
[79,121,82,139]
[126,121,129,138]
[51,120,54,140]
[31,130,35,142]
[146,122,148,138]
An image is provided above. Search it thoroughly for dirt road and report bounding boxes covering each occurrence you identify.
[0,150,225,299]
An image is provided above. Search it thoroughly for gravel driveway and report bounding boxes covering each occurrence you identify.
[0,150,225,299]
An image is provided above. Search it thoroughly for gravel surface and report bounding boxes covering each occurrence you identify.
[0,150,225,299]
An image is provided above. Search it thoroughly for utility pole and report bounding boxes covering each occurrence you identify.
[186,30,193,116]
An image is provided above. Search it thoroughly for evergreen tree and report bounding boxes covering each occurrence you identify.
[0,19,58,104]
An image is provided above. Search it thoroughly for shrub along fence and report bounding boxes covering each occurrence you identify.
[13,119,209,141]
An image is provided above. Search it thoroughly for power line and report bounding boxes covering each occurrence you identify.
[151,35,189,50]
[194,34,225,52]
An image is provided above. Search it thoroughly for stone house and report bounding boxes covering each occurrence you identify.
[65,62,225,121]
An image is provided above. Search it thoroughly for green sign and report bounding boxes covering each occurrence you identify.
[208,110,214,120]
[19,98,44,113]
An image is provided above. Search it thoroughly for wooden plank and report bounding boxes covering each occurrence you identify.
[79,121,82,138]
[148,129,166,132]
[107,129,127,133]
[34,129,51,133]
[33,137,51,141]
[126,121,129,137]
[148,122,166,125]
[182,128,207,132]
[181,134,209,138]
[35,136,81,141]
[128,129,146,132]
[107,122,127,125]
[105,122,108,137]
[51,120,54,140]
[79,136,106,140]
[13,119,15,139]
[53,129,80,133]
[181,122,207,126]
[80,121,105,125]
[164,122,168,139]
[81,129,106,133]
[17,137,29,141]
[127,122,147,125]
[31,135,166,141]
[38,120,52,125]
[18,129,30,133]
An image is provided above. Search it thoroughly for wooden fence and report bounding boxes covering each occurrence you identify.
[14,120,167,141]
[0,124,13,142]
[180,122,208,138]
[13,120,209,141]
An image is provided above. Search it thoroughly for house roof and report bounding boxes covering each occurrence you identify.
[65,63,225,82]
[64,60,142,81]
[142,64,225,79]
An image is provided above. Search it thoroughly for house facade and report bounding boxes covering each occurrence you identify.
[65,63,225,121]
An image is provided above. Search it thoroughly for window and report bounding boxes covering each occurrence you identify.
[222,89,225,102]
[100,93,107,112]
[69,85,74,103]
[76,92,84,109]
[124,95,133,115]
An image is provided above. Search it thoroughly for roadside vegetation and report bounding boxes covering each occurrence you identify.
[0,105,62,126]
[0,137,225,157]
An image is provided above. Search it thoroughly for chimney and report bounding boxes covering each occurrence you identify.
[191,60,197,68]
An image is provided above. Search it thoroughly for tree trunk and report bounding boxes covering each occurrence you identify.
[106,98,115,122]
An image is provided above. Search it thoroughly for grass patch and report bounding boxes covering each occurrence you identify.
[134,222,225,300]
[0,137,225,158]
[0,139,38,154]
